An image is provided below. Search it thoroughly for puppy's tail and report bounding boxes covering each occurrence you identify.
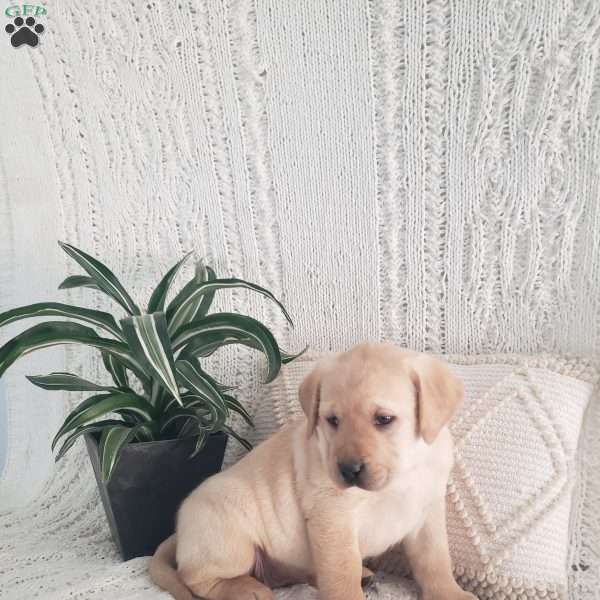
[149,534,193,600]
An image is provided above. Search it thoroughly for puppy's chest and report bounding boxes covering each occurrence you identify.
[357,489,425,558]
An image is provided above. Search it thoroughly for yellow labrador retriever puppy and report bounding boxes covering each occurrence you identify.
[150,344,475,600]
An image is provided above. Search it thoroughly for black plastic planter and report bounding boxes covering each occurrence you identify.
[85,432,227,561]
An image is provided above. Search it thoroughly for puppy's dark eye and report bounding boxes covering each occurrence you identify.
[374,415,395,427]
[326,415,339,429]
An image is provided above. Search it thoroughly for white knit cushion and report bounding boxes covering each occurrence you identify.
[245,353,599,599]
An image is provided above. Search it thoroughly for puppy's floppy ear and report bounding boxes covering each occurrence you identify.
[411,355,463,444]
[299,364,323,436]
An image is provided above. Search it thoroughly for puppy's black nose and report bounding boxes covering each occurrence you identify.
[338,462,364,485]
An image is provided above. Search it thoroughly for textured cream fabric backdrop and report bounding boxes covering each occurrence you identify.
[1,0,600,503]
[0,0,599,582]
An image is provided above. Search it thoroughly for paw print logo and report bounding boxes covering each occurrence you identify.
[5,16,45,48]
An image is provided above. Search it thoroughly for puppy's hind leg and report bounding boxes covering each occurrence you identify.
[177,520,272,600]
[179,553,273,600]
[179,568,273,600]
[208,575,274,600]
[149,534,193,600]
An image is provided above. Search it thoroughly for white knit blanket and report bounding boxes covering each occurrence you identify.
[1,352,599,600]
[2,0,600,598]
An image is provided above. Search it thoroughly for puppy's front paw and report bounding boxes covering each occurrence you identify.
[238,589,274,600]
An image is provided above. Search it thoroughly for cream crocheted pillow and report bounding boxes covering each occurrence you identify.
[244,353,599,600]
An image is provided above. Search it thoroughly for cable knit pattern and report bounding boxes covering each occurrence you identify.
[1,1,600,599]
[371,0,600,354]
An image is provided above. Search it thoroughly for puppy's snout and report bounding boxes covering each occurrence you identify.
[338,461,365,485]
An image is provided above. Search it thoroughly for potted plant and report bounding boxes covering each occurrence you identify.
[0,242,303,560]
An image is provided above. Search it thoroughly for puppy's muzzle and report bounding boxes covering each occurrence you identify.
[338,461,365,486]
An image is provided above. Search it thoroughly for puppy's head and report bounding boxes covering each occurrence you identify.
[299,344,463,492]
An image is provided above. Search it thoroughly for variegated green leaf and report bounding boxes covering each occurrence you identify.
[58,242,140,315]
[175,359,228,417]
[166,266,217,335]
[134,423,156,442]
[189,428,208,458]
[58,275,100,291]
[52,392,155,450]
[163,387,228,414]
[120,412,140,426]
[179,414,200,438]
[167,277,292,337]
[0,302,123,339]
[147,252,193,313]
[281,346,309,364]
[0,321,147,382]
[182,394,220,415]
[223,394,254,428]
[99,425,143,482]
[159,407,200,434]
[54,419,124,462]
[195,259,211,282]
[177,332,244,358]
[166,392,223,433]
[27,372,120,392]
[187,402,223,433]
[222,424,252,451]
[181,332,306,365]
[121,313,181,404]
[150,378,168,411]
[101,351,130,388]
[173,313,282,383]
